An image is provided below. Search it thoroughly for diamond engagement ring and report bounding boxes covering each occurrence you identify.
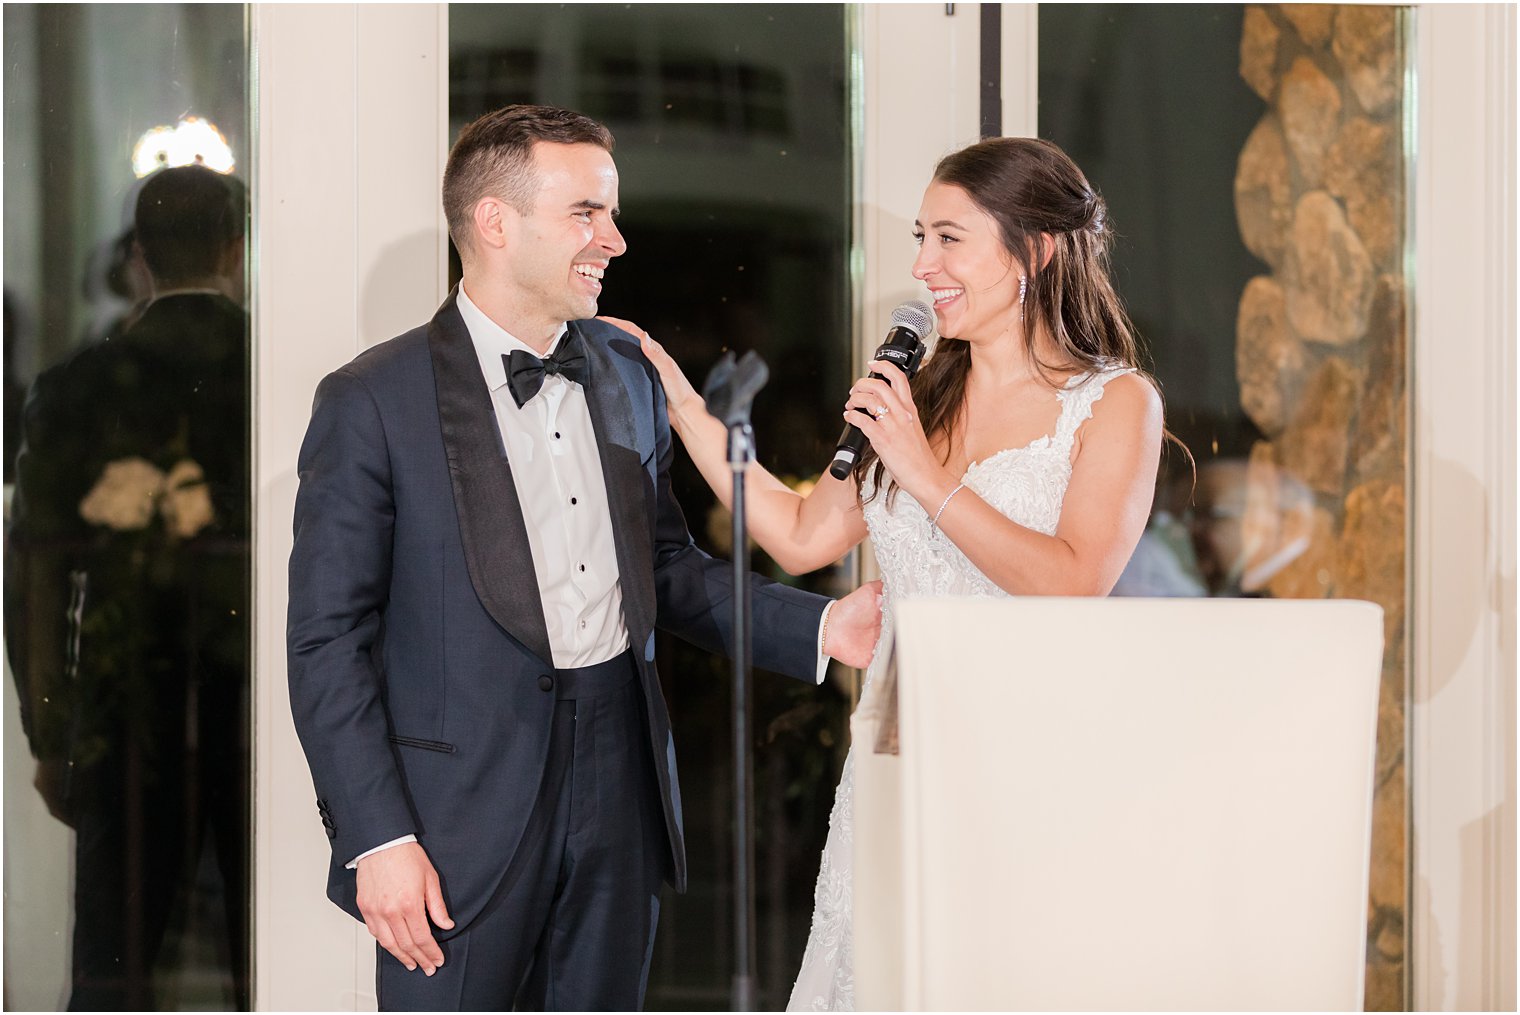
[874,404,889,417]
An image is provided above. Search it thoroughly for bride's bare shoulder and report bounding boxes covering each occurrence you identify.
[1090,370,1162,429]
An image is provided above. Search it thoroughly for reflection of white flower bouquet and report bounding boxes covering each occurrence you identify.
[160,461,216,539]
[78,456,216,539]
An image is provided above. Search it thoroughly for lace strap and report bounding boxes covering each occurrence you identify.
[1053,365,1137,450]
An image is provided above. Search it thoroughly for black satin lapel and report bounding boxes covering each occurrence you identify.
[428,294,554,666]
[576,322,657,643]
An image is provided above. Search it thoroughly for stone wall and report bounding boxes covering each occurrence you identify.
[1234,6,1407,1010]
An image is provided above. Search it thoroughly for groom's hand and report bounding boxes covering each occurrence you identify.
[356,841,455,975]
[824,579,883,669]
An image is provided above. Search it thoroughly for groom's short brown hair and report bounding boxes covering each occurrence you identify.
[443,104,615,256]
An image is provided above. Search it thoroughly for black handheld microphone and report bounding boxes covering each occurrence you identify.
[828,300,933,480]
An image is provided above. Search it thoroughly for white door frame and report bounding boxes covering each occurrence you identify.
[1408,5,1516,1010]
[252,4,448,1008]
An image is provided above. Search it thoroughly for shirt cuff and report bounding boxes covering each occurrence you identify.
[346,834,418,870]
[815,601,834,685]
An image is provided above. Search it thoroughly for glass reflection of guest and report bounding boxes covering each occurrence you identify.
[1113,454,1314,598]
[1109,465,1207,597]
[5,164,250,1010]
[81,226,157,346]
[1189,454,1314,596]
[4,290,26,487]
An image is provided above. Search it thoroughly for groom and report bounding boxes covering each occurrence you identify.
[287,104,879,1010]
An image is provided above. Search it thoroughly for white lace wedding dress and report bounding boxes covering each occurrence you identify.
[786,364,1135,1011]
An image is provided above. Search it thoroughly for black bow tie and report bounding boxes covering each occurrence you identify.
[504,329,589,408]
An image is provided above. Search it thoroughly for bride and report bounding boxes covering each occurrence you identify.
[609,135,1165,1011]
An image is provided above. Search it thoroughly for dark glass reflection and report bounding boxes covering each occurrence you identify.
[3,6,250,1010]
[449,6,852,1009]
[1040,6,1410,1009]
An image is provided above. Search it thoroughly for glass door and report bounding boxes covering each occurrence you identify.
[449,6,856,1007]
[1037,6,1413,1009]
[4,5,253,1010]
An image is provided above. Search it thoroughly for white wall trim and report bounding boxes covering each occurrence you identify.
[856,1,982,357]
[252,4,449,1009]
[853,1,982,593]
[1000,3,1038,137]
[1410,4,1517,1011]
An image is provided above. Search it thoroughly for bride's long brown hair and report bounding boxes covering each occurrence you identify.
[855,137,1170,505]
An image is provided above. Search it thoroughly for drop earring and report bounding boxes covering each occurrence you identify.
[1018,275,1028,321]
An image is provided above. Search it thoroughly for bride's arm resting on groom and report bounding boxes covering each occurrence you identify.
[602,316,1161,597]
[601,315,869,576]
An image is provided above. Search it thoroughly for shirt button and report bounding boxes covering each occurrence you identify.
[538,675,553,692]
[580,620,587,629]
[570,497,578,505]
[579,564,586,572]
[554,432,561,439]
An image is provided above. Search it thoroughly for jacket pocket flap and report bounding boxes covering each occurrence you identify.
[388,735,456,754]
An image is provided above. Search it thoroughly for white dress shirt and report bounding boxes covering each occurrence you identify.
[457,283,630,668]
[349,285,831,868]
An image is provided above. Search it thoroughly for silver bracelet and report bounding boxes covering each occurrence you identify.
[930,482,965,530]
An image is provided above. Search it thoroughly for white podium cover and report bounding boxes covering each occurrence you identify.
[854,597,1384,1011]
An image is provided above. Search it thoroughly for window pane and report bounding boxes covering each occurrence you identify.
[4,5,252,1009]
[1040,5,1410,1009]
[449,5,853,1008]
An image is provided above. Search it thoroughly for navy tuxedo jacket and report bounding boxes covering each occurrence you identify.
[287,292,828,933]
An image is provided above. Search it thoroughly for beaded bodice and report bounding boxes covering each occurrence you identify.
[861,364,1136,683]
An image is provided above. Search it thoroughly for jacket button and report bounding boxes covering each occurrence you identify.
[538,675,554,692]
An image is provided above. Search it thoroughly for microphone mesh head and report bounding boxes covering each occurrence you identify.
[891,300,934,339]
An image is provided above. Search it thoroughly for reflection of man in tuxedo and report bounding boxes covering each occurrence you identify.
[286,104,879,1011]
[6,164,250,1009]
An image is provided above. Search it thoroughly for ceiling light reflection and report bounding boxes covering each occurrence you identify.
[132,116,235,178]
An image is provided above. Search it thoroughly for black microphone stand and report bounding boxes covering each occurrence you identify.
[701,350,770,1013]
